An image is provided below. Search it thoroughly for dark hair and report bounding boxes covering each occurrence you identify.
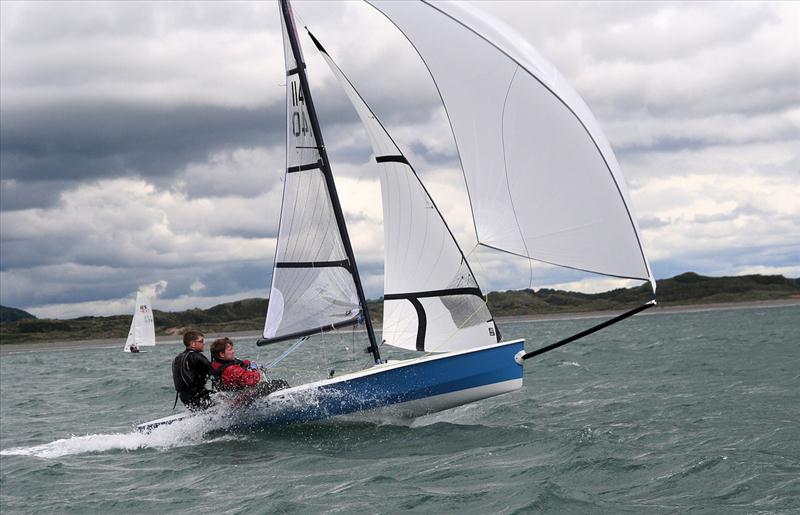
[183,330,204,347]
[210,337,233,359]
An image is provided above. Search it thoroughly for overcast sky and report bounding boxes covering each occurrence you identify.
[1,1,798,319]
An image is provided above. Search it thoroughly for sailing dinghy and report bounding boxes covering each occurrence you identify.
[123,291,155,353]
[137,0,655,432]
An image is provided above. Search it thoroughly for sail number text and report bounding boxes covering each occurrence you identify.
[291,80,310,137]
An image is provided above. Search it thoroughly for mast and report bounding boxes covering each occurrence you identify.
[278,0,381,364]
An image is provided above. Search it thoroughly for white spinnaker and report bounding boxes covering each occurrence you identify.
[262,4,360,343]
[312,33,497,352]
[368,1,655,292]
[124,292,155,352]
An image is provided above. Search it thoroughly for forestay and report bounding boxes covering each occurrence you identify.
[310,33,498,353]
[368,1,655,292]
[262,6,362,343]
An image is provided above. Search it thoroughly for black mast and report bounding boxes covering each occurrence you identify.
[279,0,381,364]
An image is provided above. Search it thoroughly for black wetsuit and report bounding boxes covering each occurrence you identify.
[172,348,213,410]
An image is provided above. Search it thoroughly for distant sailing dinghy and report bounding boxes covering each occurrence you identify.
[123,292,155,353]
[137,0,656,432]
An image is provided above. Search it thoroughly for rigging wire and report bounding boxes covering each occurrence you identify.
[265,336,308,370]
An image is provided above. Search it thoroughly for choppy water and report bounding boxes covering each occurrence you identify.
[1,305,798,514]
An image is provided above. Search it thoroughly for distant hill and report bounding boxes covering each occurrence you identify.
[486,272,800,316]
[1,273,798,345]
[0,305,37,323]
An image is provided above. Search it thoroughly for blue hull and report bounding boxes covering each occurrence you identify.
[137,339,524,431]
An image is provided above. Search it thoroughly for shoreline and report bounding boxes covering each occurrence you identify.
[2,298,798,354]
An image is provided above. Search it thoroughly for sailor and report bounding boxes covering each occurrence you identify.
[209,337,289,395]
[172,330,213,410]
[130,343,140,353]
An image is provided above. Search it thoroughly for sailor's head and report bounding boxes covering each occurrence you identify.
[183,330,205,351]
[210,337,235,360]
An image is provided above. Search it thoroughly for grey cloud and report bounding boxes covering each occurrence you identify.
[0,179,70,211]
[3,232,135,271]
[192,261,272,298]
[669,242,800,275]
[1,228,77,270]
[1,102,283,209]
[638,216,670,230]
[584,3,779,63]
[408,141,458,167]
[650,242,800,284]
[690,211,739,225]
[744,244,800,269]
[618,136,729,155]
[1,260,272,309]
[2,2,273,45]
[1,264,148,307]
[614,112,799,156]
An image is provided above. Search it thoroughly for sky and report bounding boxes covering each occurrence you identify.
[1,1,798,319]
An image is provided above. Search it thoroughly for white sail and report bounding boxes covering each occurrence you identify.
[368,1,655,292]
[262,3,363,343]
[310,33,497,353]
[123,291,155,352]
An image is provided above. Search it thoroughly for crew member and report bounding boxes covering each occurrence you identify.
[209,337,289,395]
[172,330,213,410]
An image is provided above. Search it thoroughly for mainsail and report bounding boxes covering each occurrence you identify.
[368,1,656,292]
[123,291,155,352]
[310,33,498,353]
[262,1,380,361]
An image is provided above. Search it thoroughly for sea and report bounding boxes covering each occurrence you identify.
[1,304,798,514]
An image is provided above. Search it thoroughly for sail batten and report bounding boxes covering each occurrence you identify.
[287,161,322,173]
[275,260,351,269]
[368,0,656,293]
[384,287,483,300]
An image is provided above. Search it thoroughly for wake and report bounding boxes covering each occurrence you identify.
[0,410,239,459]
[0,388,338,458]
[1,387,425,458]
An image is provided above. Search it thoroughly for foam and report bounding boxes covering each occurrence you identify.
[1,408,242,459]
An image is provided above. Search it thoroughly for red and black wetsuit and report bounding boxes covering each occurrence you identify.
[210,358,261,391]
